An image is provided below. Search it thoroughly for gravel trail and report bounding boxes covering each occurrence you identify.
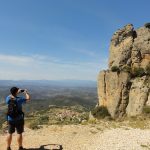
[0,125,150,150]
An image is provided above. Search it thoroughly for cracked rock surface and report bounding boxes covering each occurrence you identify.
[98,23,150,118]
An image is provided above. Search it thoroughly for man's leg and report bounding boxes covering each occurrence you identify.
[16,119,24,150]
[7,121,15,149]
[6,134,12,148]
[17,134,23,147]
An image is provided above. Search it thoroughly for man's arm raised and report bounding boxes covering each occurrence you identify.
[24,89,30,102]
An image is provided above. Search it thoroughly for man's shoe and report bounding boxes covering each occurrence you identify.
[18,146,24,150]
[7,147,11,150]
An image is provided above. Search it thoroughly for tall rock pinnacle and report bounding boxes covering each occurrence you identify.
[97,23,150,118]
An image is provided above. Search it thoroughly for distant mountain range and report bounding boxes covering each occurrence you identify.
[0,80,97,124]
[0,80,97,88]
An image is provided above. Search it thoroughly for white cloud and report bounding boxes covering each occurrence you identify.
[0,54,34,66]
[72,48,98,58]
[0,53,107,80]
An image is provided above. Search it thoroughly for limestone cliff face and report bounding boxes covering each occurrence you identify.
[98,23,150,118]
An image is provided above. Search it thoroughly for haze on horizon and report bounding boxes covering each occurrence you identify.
[0,0,149,81]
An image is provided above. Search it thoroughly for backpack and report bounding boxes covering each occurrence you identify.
[7,98,24,119]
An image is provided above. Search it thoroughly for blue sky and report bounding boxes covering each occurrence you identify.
[0,0,149,80]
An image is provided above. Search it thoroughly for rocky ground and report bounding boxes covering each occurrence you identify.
[0,120,150,150]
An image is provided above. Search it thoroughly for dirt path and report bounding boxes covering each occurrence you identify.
[0,125,150,150]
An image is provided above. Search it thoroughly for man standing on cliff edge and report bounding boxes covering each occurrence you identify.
[6,87,30,150]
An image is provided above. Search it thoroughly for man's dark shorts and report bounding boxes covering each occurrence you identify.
[8,119,24,134]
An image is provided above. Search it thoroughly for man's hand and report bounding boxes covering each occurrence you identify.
[23,89,30,101]
[10,95,15,100]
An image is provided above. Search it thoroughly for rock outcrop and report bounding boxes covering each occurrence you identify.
[97,23,150,118]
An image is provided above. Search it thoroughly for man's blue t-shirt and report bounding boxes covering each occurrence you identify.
[6,96,26,121]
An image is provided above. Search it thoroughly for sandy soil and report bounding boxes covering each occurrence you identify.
[0,124,150,150]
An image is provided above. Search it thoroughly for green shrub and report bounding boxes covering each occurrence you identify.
[145,65,150,75]
[132,67,145,77]
[88,118,97,124]
[81,120,88,125]
[122,66,131,73]
[144,23,150,28]
[38,115,49,125]
[91,106,111,119]
[28,120,41,130]
[143,106,150,114]
[26,115,49,129]
[111,66,120,72]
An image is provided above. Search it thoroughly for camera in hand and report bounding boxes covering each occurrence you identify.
[20,89,25,93]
